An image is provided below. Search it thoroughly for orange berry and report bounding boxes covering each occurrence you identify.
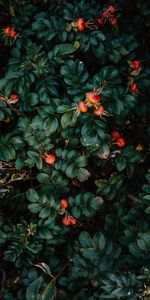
[78,101,88,113]
[10,94,19,100]
[4,26,11,35]
[44,153,56,165]
[8,94,19,104]
[93,105,105,116]
[60,199,69,209]
[86,91,101,104]
[70,217,78,225]
[62,217,71,226]
[77,18,86,31]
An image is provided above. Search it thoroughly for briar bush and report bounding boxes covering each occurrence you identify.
[0,0,150,299]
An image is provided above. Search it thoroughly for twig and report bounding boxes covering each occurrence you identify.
[42,261,69,294]
[127,194,142,204]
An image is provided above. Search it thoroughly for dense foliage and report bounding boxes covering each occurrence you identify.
[0,0,150,299]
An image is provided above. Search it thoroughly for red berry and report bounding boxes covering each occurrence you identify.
[102,10,111,18]
[116,137,126,148]
[130,82,139,93]
[132,60,141,70]
[111,131,120,140]
[60,199,69,209]
[70,217,78,225]
[78,101,88,113]
[97,18,104,26]
[108,5,116,14]
[77,18,86,31]
[93,105,105,116]
[44,153,56,165]
[62,217,71,226]
[9,94,19,100]
[8,94,19,104]
[110,18,118,27]
[9,29,17,38]
[4,26,11,35]
[86,91,101,104]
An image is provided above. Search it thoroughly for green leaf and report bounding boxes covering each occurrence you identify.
[27,151,39,159]
[10,136,24,147]
[145,207,150,214]
[61,110,77,128]
[26,188,39,202]
[57,105,71,113]
[36,157,43,169]
[80,248,98,260]
[111,287,124,297]
[28,203,41,213]
[42,283,56,300]
[15,157,25,170]
[113,99,124,114]
[98,233,105,251]
[93,232,106,251]
[53,44,76,56]
[137,239,146,251]
[75,156,87,168]
[0,78,7,90]
[66,164,76,179]
[129,243,142,257]
[39,207,51,219]
[0,230,7,243]
[116,156,127,171]
[34,263,52,276]
[75,168,90,182]
[96,31,105,41]
[0,110,5,121]
[26,276,43,300]
[39,228,53,240]
[37,173,49,183]
[0,145,16,161]
[79,231,93,248]
[109,50,121,63]
[28,93,39,106]
[71,206,81,218]
[124,94,137,108]
[143,195,150,201]
[43,118,58,135]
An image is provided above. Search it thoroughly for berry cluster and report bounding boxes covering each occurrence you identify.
[72,5,118,32]
[129,60,142,93]
[0,93,19,104]
[111,131,126,148]
[77,90,108,117]
[60,199,78,226]
[4,26,17,38]
[97,5,118,27]
[62,216,78,226]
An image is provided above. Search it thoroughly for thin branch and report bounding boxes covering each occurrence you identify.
[127,194,142,204]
